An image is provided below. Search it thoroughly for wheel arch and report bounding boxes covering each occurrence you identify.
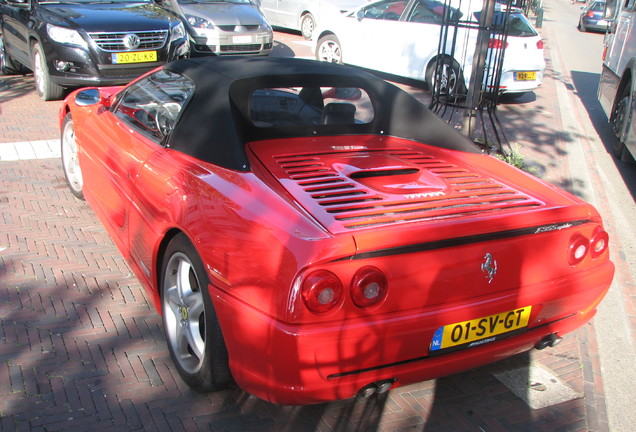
[609,66,633,123]
[155,228,188,300]
[315,29,336,41]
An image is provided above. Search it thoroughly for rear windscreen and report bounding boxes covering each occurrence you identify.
[473,11,538,37]
[249,86,374,128]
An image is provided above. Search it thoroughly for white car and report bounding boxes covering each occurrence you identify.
[259,0,365,39]
[314,0,545,96]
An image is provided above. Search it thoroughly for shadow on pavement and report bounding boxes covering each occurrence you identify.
[0,75,35,104]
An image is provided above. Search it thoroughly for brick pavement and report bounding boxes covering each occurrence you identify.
[0,27,614,432]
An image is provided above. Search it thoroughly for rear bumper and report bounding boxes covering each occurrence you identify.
[212,261,613,405]
[581,18,609,32]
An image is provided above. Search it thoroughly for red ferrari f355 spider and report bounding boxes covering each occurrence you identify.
[59,56,614,404]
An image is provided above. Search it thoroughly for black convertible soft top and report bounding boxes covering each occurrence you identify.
[163,56,480,172]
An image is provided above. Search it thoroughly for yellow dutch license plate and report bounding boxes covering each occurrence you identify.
[430,306,532,353]
[515,71,536,81]
[111,51,157,64]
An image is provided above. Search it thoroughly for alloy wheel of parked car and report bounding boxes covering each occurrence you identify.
[316,34,343,64]
[61,114,85,199]
[425,56,466,97]
[32,43,64,101]
[301,13,315,40]
[161,234,231,391]
[610,84,636,163]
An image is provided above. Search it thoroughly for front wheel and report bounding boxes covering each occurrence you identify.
[33,43,65,101]
[61,113,84,200]
[161,234,232,392]
[300,13,315,40]
[610,84,636,163]
[316,34,343,64]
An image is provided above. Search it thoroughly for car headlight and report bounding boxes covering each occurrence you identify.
[46,24,87,48]
[170,22,187,41]
[186,15,214,29]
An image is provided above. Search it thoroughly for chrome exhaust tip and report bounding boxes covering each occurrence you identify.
[357,383,377,399]
[535,333,562,350]
[357,379,396,399]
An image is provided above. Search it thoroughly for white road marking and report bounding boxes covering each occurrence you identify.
[0,140,60,161]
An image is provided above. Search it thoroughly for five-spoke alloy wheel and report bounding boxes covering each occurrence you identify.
[61,113,84,199]
[161,234,231,391]
[316,34,343,64]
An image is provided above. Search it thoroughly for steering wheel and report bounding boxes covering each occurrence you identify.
[155,102,181,137]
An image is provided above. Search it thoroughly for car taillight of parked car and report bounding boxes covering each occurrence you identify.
[488,38,508,49]
[301,270,343,313]
[301,267,388,313]
[351,267,388,308]
[567,226,609,266]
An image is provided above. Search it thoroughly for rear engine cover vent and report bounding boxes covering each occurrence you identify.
[253,140,544,233]
[350,168,419,179]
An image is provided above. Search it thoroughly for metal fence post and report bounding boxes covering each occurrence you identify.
[536,7,544,28]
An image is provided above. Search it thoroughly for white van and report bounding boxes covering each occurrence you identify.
[597,0,636,163]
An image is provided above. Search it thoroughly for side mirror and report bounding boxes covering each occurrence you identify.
[356,9,364,21]
[75,88,109,107]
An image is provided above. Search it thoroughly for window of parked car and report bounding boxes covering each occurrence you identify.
[249,86,374,128]
[112,70,195,140]
[407,0,463,24]
[473,10,538,37]
[360,0,409,20]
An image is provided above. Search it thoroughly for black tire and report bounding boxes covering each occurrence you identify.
[61,113,84,200]
[300,13,315,40]
[0,34,26,75]
[315,34,343,65]
[160,234,232,392]
[579,20,587,32]
[425,56,467,98]
[32,43,65,101]
[610,83,636,164]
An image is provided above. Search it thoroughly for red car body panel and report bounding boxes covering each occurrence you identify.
[59,57,614,404]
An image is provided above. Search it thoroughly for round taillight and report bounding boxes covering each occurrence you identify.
[351,267,388,308]
[590,227,609,258]
[301,270,343,313]
[568,233,589,265]
[537,40,544,50]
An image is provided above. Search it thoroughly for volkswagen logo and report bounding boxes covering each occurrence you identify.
[122,33,141,50]
[481,253,498,283]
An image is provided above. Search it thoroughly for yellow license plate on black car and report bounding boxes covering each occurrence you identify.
[430,306,532,353]
[111,51,157,64]
[515,71,536,81]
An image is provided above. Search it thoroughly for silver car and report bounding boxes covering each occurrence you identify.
[157,0,274,56]
[259,0,364,39]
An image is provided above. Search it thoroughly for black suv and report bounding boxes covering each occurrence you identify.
[0,0,189,100]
